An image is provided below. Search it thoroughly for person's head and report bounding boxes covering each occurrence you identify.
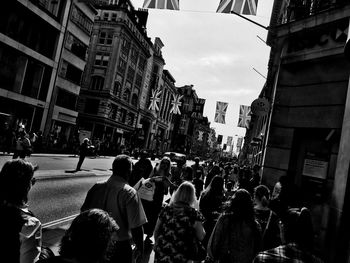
[157,157,171,175]
[112,154,132,180]
[194,157,200,164]
[170,181,196,207]
[0,159,36,206]
[140,150,148,159]
[181,166,193,181]
[60,209,119,263]
[283,207,314,250]
[254,184,270,207]
[253,164,261,173]
[207,175,224,195]
[227,189,255,221]
[226,181,233,191]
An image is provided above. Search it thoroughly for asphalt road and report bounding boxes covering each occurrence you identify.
[29,175,110,224]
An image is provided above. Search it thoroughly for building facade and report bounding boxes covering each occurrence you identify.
[0,0,71,137]
[78,0,152,153]
[45,0,96,150]
[255,0,350,261]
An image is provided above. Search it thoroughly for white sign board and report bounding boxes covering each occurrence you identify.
[302,159,328,179]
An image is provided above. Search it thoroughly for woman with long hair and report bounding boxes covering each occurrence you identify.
[154,181,205,263]
[0,159,41,263]
[254,185,281,250]
[199,175,225,247]
[208,189,262,263]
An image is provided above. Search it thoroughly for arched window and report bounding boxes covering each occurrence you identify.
[90,76,104,90]
[131,94,138,106]
[122,89,130,102]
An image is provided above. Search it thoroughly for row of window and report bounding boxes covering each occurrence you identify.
[59,60,83,85]
[65,33,88,61]
[84,98,135,126]
[71,5,93,35]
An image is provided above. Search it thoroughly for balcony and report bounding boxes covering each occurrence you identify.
[278,0,347,25]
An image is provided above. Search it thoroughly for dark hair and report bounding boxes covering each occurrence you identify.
[0,159,35,206]
[205,175,224,196]
[226,189,255,222]
[226,181,233,190]
[254,185,270,207]
[60,209,119,263]
[283,207,314,250]
[112,154,132,179]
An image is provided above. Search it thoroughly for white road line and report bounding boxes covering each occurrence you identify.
[43,214,78,229]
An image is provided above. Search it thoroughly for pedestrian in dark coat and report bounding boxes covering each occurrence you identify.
[75,138,90,171]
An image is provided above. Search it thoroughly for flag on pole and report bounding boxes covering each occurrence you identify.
[227,136,233,146]
[238,105,251,128]
[214,101,228,124]
[143,0,179,10]
[148,89,162,112]
[216,0,258,15]
[170,94,183,115]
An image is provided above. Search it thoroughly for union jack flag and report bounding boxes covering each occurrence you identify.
[227,136,233,146]
[214,101,228,124]
[143,0,179,10]
[238,105,251,128]
[148,89,162,112]
[170,94,183,115]
[198,130,204,141]
[216,0,258,15]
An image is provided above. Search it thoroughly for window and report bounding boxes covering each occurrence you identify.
[126,66,135,82]
[114,74,123,97]
[127,113,134,126]
[65,33,88,61]
[98,31,113,45]
[119,108,127,123]
[94,52,110,67]
[131,94,138,106]
[122,89,130,102]
[130,48,138,66]
[121,38,130,58]
[90,76,104,90]
[84,98,99,114]
[135,74,142,88]
[103,12,109,20]
[56,88,78,111]
[71,5,93,34]
[111,13,117,21]
[138,56,146,72]
[59,61,83,85]
[117,59,127,74]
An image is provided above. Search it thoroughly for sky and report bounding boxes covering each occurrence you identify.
[131,0,274,148]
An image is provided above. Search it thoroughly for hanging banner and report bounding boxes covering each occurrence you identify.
[238,105,251,128]
[227,136,233,146]
[148,88,162,112]
[198,130,204,141]
[143,0,179,10]
[170,94,183,115]
[214,101,228,124]
[216,0,259,15]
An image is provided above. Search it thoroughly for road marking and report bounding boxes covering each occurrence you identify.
[43,214,78,229]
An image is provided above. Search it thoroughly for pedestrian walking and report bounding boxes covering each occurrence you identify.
[129,150,153,187]
[75,138,90,171]
[38,209,119,263]
[153,181,206,263]
[207,189,262,263]
[254,207,323,263]
[81,154,147,263]
[254,185,281,250]
[199,175,225,247]
[191,157,205,180]
[0,159,42,263]
[13,131,32,159]
[142,157,174,245]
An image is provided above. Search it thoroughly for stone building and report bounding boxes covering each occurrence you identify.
[78,0,153,153]
[250,0,350,261]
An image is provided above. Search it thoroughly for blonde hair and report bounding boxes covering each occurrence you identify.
[170,181,196,207]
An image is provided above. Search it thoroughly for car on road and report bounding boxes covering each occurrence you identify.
[163,152,187,166]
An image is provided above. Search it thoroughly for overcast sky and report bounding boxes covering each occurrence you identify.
[131,0,274,147]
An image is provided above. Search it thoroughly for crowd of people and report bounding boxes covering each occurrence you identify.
[1,152,324,263]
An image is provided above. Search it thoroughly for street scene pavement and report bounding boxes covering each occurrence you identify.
[0,153,160,263]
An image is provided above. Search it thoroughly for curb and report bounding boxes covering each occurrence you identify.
[35,170,112,181]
